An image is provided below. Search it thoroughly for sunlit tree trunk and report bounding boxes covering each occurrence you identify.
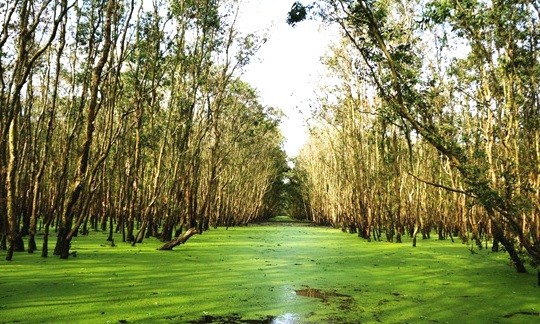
[55,0,116,259]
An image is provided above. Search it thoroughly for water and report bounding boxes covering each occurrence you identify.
[187,287,352,323]
[187,313,299,323]
[294,288,351,303]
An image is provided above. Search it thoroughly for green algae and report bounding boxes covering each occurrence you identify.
[0,219,538,323]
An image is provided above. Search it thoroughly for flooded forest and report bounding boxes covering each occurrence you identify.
[1,0,540,276]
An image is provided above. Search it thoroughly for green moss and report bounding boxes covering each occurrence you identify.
[0,225,538,323]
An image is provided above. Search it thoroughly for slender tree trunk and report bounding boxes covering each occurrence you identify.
[55,0,115,259]
[5,117,17,261]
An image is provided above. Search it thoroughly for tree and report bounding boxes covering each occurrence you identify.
[289,0,540,272]
[0,0,285,260]
[0,0,71,260]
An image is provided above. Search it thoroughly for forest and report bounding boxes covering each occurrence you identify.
[288,0,540,273]
[0,0,287,260]
[1,0,539,322]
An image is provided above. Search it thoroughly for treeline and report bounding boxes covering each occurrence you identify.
[0,0,286,260]
[291,0,540,272]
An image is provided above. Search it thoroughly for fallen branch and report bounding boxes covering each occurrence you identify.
[158,227,198,250]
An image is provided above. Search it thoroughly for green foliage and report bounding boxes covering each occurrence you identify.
[282,167,311,219]
[0,0,284,259]
[287,1,311,26]
[304,0,540,267]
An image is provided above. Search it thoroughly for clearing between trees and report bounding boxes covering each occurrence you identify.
[1,217,537,323]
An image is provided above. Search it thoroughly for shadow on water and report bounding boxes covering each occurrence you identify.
[502,311,540,318]
[187,313,299,324]
[294,288,351,303]
[187,314,274,323]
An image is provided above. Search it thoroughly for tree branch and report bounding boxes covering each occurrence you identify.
[407,172,475,198]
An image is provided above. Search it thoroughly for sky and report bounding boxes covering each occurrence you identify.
[237,1,337,158]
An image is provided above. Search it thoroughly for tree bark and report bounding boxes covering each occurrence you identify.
[5,116,17,261]
[492,221,527,273]
[54,0,115,259]
[158,227,198,250]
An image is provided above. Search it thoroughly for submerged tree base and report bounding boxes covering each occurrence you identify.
[0,224,537,323]
[158,227,198,250]
[187,314,277,323]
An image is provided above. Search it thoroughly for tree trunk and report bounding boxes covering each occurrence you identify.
[41,221,50,258]
[54,0,115,258]
[133,221,147,245]
[492,223,527,273]
[158,227,198,250]
[5,117,17,261]
[412,221,419,247]
[107,213,114,242]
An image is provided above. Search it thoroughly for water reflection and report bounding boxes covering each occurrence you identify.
[271,313,298,324]
[294,288,351,303]
[187,313,299,323]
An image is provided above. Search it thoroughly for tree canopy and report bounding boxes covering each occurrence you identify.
[0,0,286,259]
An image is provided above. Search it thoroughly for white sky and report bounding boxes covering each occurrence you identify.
[237,0,337,158]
